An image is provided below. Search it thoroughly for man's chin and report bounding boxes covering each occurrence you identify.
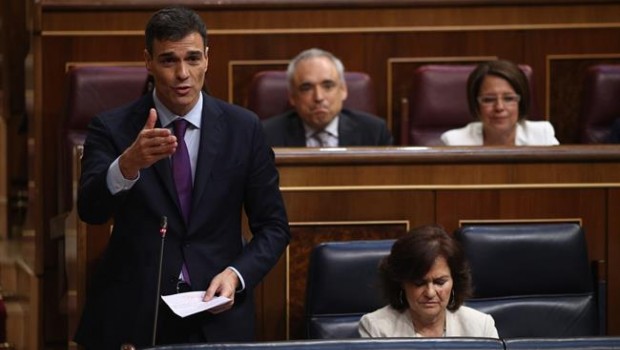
[309,114,332,127]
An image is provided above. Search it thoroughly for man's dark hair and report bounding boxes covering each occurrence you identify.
[145,7,208,55]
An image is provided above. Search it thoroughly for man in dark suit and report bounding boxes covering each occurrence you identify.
[607,118,620,143]
[262,48,393,147]
[74,7,290,349]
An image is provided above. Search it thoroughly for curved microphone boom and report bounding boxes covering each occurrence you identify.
[152,216,168,346]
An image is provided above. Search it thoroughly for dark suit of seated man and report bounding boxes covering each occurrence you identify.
[262,48,393,147]
[607,118,620,143]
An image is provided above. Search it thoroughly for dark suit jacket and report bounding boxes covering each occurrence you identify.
[262,108,393,147]
[74,92,290,348]
[607,118,620,143]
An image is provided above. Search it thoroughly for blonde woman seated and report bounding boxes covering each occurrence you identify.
[359,225,499,338]
[440,60,559,146]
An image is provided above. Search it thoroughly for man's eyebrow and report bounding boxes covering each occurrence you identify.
[156,51,176,59]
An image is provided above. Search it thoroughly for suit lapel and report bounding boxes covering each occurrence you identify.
[131,96,182,221]
[189,93,224,231]
[337,111,360,146]
[285,113,307,146]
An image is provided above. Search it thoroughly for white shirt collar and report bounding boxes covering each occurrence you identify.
[152,89,203,129]
[303,115,340,139]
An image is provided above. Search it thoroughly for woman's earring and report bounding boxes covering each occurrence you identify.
[448,289,456,308]
[399,289,406,307]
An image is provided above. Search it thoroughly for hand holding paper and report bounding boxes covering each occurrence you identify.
[161,292,231,318]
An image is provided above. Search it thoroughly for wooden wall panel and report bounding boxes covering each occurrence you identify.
[435,189,606,261]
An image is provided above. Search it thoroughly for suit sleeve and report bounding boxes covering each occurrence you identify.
[608,119,620,143]
[77,115,128,224]
[232,116,291,289]
[379,120,394,146]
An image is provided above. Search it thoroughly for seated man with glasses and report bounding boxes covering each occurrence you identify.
[440,59,559,146]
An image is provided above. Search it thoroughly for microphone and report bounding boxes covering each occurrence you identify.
[152,216,168,346]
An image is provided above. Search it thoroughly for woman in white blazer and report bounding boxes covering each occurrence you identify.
[440,60,559,146]
[359,225,499,338]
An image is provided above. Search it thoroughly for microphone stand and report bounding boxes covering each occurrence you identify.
[152,216,168,346]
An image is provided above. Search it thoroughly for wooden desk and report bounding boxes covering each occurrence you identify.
[64,145,620,343]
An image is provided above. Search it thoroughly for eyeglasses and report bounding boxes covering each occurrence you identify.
[477,94,521,106]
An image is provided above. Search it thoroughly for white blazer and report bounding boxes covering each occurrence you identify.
[359,305,499,338]
[440,120,559,146]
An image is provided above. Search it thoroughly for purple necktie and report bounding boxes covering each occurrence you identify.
[172,119,192,285]
[172,119,192,223]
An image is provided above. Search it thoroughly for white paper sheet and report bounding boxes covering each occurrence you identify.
[161,292,231,318]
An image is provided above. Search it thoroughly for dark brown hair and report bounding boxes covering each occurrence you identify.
[145,7,208,55]
[467,59,530,121]
[379,224,472,312]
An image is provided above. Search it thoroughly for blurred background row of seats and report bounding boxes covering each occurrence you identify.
[56,63,620,233]
[61,63,620,154]
[244,64,620,146]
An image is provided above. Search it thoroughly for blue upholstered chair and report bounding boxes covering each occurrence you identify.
[455,223,605,338]
[304,240,394,339]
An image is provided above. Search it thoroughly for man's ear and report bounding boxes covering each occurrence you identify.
[204,46,209,70]
[341,80,349,101]
[144,49,153,73]
[288,92,297,107]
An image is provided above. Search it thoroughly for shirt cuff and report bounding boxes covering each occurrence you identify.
[106,157,139,194]
[227,266,246,293]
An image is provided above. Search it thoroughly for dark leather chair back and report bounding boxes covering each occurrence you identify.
[304,240,394,339]
[60,66,149,212]
[401,64,539,145]
[246,70,378,120]
[578,64,620,143]
[454,223,602,338]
